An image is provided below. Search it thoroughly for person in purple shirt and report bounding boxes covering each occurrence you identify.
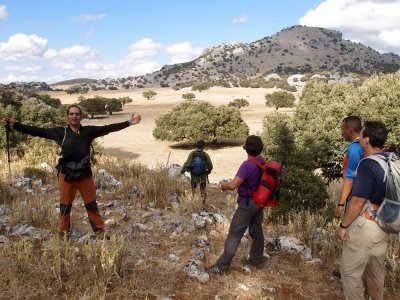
[207,135,266,275]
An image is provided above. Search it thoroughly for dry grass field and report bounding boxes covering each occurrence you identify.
[49,86,297,184]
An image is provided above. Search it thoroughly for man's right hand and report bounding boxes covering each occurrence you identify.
[1,117,14,128]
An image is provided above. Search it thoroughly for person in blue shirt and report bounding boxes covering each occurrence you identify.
[335,116,364,219]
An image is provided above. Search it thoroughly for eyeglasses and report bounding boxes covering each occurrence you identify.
[69,112,80,116]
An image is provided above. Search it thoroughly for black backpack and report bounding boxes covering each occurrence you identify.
[191,152,206,175]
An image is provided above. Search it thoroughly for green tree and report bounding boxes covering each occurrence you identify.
[0,87,65,155]
[294,73,400,182]
[104,98,123,115]
[153,101,249,143]
[79,97,106,118]
[142,90,157,100]
[265,91,295,110]
[192,82,210,92]
[228,98,249,109]
[182,92,196,101]
[260,113,329,220]
[119,96,133,106]
[65,85,89,95]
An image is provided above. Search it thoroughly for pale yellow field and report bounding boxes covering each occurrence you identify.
[49,87,297,183]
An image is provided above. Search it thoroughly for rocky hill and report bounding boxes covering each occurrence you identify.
[13,26,400,91]
[79,25,399,90]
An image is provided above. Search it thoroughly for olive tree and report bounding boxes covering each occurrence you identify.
[265,91,295,110]
[104,98,123,115]
[142,90,157,100]
[153,101,249,143]
[182,93,196,101]
[192,83,210,92]
[228,98,249,109]
[79,97,106,118]
[294,73,400,181]
[260,113,329,220]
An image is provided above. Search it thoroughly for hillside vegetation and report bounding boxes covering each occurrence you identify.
[0,73,399,299]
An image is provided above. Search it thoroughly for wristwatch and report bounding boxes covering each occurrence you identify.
[339,222,349,229]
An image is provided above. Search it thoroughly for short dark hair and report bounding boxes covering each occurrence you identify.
[67,104,82,115]
[362,121,388,148]
[243,135,263,156]
[196,140,205,149]
[342,116,361,132]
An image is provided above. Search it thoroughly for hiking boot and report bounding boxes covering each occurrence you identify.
[206,265,229,275]
[241,256,266,269]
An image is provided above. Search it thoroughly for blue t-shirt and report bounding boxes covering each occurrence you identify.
[352,156,386,205]
[345,141,364,179]
[236,156,266,203]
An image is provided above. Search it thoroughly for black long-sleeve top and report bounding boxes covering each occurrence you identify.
[14,121,130,164]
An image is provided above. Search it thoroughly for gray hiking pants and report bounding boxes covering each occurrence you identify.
[216,199,264,269]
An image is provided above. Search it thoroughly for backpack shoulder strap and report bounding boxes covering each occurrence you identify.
[249,157,266,170]
[59,127,67,157]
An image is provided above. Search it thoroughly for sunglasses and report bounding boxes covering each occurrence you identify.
[69,112,80,116]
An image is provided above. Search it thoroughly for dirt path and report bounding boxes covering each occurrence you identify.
[49,87,296,183]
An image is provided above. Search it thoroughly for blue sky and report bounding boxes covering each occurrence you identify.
[0,0,399,83]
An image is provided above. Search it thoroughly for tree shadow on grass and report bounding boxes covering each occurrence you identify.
[103,147,140,160]
[169,138,246,150]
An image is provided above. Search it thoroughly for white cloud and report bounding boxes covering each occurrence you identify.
[0,5,8,21]
[165,42,203,64]
[4,65,43,73]
[71,13,107,23]
[52,61,76,70]
[299,0,400,54]
[125,38,161,61]
[0,33,48,61]
[232,14,248,24]
[44,45,98,61]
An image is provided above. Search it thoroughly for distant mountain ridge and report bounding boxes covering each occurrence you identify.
[8,26,400,91]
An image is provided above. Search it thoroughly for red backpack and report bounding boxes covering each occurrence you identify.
[249,158,283,207]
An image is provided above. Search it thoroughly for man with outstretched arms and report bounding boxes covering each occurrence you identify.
[2,105,141,238]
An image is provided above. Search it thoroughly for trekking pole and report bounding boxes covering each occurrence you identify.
[166,151,171,167]
[5,119,12,200]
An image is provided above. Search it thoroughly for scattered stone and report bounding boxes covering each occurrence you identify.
[96,169,121,190]
[265,236,312,259]
[0,204,12,216]
[197,271,210,284]
[40,162,54,172]
[169,254,179,262]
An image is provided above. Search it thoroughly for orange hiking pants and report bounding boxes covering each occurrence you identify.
[58,174,104,234]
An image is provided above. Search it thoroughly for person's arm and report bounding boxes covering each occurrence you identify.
[3,117,59,141]
[335,178,353,218]
[336,196,366,241]
[221,176,244,191]
[91,113,142,138]
[181,152,193,174]
[205,152,213,174]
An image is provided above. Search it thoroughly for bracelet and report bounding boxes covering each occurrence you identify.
[337,203,345,207]
[339,222,349,229]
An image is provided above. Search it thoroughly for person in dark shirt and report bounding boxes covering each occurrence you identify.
[336,121,388,300]
[2,104,141,238]
[181,140,213,203]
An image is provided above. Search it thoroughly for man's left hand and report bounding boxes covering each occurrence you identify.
[130,113,142,125]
